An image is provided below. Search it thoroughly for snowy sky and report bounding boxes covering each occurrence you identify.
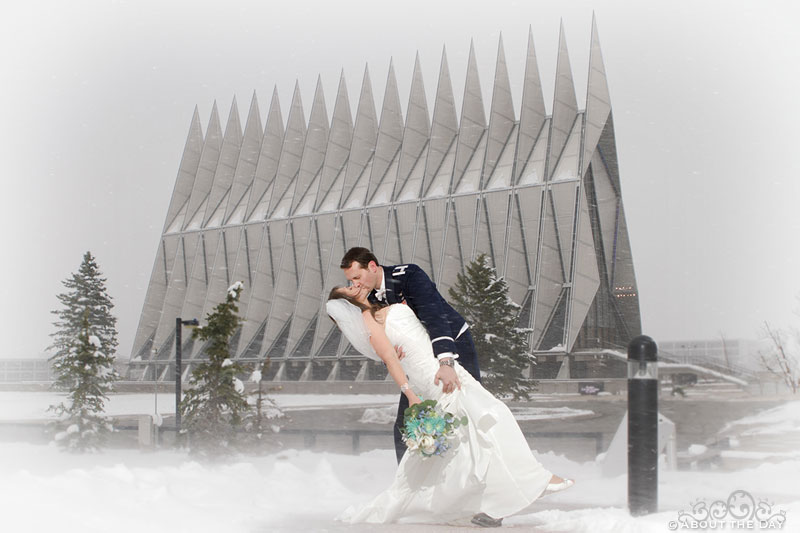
[1,0,799,359]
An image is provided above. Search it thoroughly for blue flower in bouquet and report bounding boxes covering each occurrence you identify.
[402,399,467,458]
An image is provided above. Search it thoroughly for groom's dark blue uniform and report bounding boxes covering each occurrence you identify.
[368,264,482,464]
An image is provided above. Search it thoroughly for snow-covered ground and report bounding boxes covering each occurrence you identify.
[0,392,401,421]
[1,397,798,532]
[0,392,596,421]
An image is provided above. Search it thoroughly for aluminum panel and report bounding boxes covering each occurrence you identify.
[505,189,541,305]
[287,216,324,357]
[310,213,345,356]
[514,28,547,186]
[224,93,263,224]
[367,62,403,206]
[533,189,565,347]
[291,77,329,215]
[547,24,578,181]
[261,218,307,359]
[452,43,486,194]
[393,55,429,202]
[163,108,203,233]
[236,221,280,358]
[517,119,549,186]
[182,104,222,230]
[422,49,458,196]
[268,83,306,218]
[582,16,612,176]
[131,235,179,359]
[180,229,222,358]
[203,98,242,227]
[417,198,447,283]
[245,88,284,221]
[551,181,579,277]
[565,188,600,351]
[315,73,353,213]
[551,118,581,182]
[590,151,619,282]
[453,132,486,194]
[337,67,378,211]
[365,205,391,263]
[482,36,515,187]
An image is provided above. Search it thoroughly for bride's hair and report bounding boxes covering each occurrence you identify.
[327,286,387,321]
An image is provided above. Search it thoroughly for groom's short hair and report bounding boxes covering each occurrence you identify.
[341,247,379,269]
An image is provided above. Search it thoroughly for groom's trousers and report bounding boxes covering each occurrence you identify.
[393,328,482,464]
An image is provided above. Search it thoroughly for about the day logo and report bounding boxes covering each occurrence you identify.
[668,489,787,530]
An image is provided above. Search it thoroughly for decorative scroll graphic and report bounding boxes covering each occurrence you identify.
[668,490,787,530]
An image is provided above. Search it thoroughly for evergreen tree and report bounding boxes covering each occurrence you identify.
[242,358,284,450]
[50,251,118,370]
[448,254,536,400]
[180,282,253,456]
[48,252,120,452]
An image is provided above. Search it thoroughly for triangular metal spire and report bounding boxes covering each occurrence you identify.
[262,217,310,359]
[393,52,430,201]
[226,226,255,323]
[289,208,340,358]
[268,81,307,218]
[200,228,242,325]
[203,96,243,227]
[291,76,329,215]
[131,236,180,359]
[315,71,353,212]
[236,224,274,358]
[224,92,263,224]
[367,60,404,205]
[565,189,600,351]
[163,107,203,233]
[582,15,612,176]
[422,47,458,195]
[245,87,284,221]
[339,65,378,209]
[482,34,516,188]
[149,234,197,360]
[177,229,223,359]
[547,22,579,180]
[182,102,222,230]
[515,27,547,185]
[451,40,486,194]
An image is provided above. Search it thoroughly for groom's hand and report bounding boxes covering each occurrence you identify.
[434,364,461,394]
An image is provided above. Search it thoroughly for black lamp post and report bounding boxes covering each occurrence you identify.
[627,335,659,516]
[175,317,199,435]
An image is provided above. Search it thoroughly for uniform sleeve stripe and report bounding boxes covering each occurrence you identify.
[431,336,454,343]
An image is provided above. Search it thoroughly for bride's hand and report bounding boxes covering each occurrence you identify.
[408,392,422,406]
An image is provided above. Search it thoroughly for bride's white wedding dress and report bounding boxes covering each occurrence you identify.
[339,304,552,524]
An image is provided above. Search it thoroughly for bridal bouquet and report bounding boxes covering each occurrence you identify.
[402,399,467,458]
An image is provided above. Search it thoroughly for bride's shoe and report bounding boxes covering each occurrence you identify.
[543,477,574,495]
[471,513,503,528]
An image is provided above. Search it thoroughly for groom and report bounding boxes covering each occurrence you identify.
[340,247,482,464]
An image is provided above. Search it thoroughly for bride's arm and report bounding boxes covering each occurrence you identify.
[362,310,421,405]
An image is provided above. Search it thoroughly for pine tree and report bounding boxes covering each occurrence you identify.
[242,358,284,450]
[49,252,120,452]
[180,282,253,456]
[50,251,118,370]
[448,254,536,400]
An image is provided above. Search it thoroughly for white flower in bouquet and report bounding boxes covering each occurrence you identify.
[419,435,437,455]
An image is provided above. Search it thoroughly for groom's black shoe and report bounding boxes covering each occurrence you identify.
[471,513,503,527]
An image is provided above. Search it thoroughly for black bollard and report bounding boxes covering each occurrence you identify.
[627,335,658,516]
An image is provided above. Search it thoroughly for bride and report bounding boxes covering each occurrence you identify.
[327,285,573,526]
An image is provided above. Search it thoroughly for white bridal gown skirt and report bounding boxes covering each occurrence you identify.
[338,305,552,524]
